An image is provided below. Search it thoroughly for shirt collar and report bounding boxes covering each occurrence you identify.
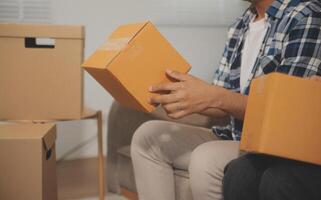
[266,0,301,19]
[241,0,300,32]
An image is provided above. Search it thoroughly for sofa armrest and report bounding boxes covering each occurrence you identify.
[106,101,157,193]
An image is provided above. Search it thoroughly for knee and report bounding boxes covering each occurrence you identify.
[259,166,290,200]
[131,120,174,157]
[131,120,162,151]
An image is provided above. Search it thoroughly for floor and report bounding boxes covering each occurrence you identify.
[57,157,128,200]
[71,193,127,200]
[73,193,127,200]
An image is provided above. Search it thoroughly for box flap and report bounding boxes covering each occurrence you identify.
[0,23,84,39]
[108,21,148,40]
[82,22,148,69]
[0,123,56,139]
[42,125,57,150]
[82,50,121,69]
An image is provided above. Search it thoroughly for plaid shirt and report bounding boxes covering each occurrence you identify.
[212,0,321,141]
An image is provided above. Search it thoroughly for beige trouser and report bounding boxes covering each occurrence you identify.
[131,120,240,200]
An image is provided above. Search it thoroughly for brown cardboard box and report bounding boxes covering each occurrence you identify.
[0,123,57,200]
[82,21,191,112]
[0,24,84,120]
[241,73,321,166]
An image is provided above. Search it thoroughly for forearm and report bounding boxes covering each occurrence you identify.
[200,107,229,120]
[200,107,230,125]
[208,87,248,120]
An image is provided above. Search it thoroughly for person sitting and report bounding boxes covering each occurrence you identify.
[130,0,321,199]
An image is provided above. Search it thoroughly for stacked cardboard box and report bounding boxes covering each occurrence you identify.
[0,123,57,200]
[0,23,86,199]
[0,23,85,120]
[241,73,321,166]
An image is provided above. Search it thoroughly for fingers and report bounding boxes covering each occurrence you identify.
[148,69,192,119]
[163,102,187,114]
[168,110,189,119]
[150,96,190,119]
[149,82,183,93]
[149,93,180,105]
[166,69,189,82]
[162,102,192,119]
[149,69,189,92]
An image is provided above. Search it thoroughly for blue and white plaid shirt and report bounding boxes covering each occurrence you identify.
[212,0,321,141]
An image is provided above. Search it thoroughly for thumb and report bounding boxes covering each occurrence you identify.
[166,69,188,81]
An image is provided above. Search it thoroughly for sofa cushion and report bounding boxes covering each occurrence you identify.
[117,146,137,192]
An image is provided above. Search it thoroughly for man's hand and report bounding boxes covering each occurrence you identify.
[149,69,227,119]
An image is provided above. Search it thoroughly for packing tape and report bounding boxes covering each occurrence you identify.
[98,37,131,51]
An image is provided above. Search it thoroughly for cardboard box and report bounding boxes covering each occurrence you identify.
[241,73,321,166]
[0,23,84,120]
[0,123,57,200]
[82,21,191,112]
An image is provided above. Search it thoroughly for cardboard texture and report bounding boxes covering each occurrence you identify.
[82,21,191,112]
[0,23,85,120]
[241,73,321,166]
[0,123,57,200]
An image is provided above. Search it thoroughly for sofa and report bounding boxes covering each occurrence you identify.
[106,101,227,200]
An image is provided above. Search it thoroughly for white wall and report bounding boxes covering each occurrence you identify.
[51,0,246,160]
